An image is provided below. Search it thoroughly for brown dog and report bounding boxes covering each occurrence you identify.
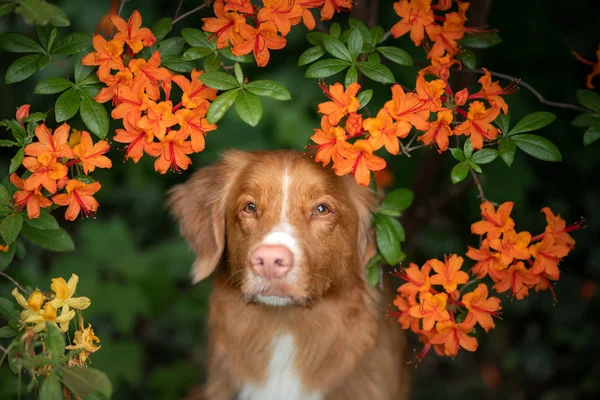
[170,150,409,399]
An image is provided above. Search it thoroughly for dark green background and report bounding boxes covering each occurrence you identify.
[1,0,599,398]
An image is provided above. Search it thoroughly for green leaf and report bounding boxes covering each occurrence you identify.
[449,147,465,161]
[1,213,23,244]
[23,112,47,123]
[498,137,516,167]
[161,56,194,73]
[14,0,53,25]
[512,134,562,162]
[348,18,371,44]
[0,33,44,53]
[366,262,380,287]
[305,59,351,78]
[356,61,394,84]
[0,3,15,17]
[451,161,469,184]
[235,91,263,127]
[37,25,57,51]
[203,53,221,72]
[20,224,75,252]
[74,52,93,83]
[572,113,600,128]
[10,120,27,145]
[59,367,112,399]
[9,148,25,175]
[0,243,16,271]
[0,297,19,321]
[456,49,476,69]
[48,4,70,27]
[0,325,19,338]
[79,91,108,139]
[15,238,26,260]
[495,111,510,133]
[181,47,213,61]
[219,48,253,63]
[357,90,373,109]
[51,33,91,55]
[345,65,358,87]
[5,54,41,84]
[55,88,80,122]
[347,28,363,60]
[509,111,556,135]
[39,373,63,400]
[376,46,413,66]
[23,210,59,230]
[468,161,482,173]
[0,140,18,147]
[181,28,215,50]
[199,71,239,90]
[45,324,65,363]
[463,139,473,159]
[152,17,172,41]
[38,53,51,70]
[375,215,404,265]
[298,46,326,67]
[379,188,414,216]
[322,36,352,62]
[306,32,326,46]
[34,77,74,94]
[158,37,185,58]
[583,126,600,146]
[245,80,291,100]
[576,89,600,112]
[470,148,498,164]
[461,32,502,49]
[234,63,243,85]
[329,23,341,38]
[206,89,239,124]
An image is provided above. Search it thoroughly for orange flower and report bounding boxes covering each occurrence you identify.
[258,0,304,36]
[394,262,432,298]
[528,235,569,281]
[429,319,478,356]
[420,54,460,81]
[317,82,361,126]
[10,173,52,219]
[24,123,75,161]
[202,1,248,49]
[471,201,515,239]
[415,75,446,112]
[541,207,576,250]
[428,255,469,293]
[461,283,501,332]
[493,261,539,300]
[309,116,349,166]
[224,0,254,14]
[111,10,156,54]
[345,112,364,136]
[426,12,466,59]
[145,130,194,174]
[469,68,517,115]
[81,35,125,82]
[489,229,531,266]
[94,68,133,103]
[454,87,468,106]
[95,0,119,35]
[21,157,67,194]
[72,131,112,175]
[571,45,600,89]
[384,84,430,132]
[320,0,352,21]
[113,119,155,163]
[176,106,217,153]
[53,180,101,221]
[409,292,450,331]
[172,69,218,110]
[364,108,409,155]
[15,104,30,124]
[136,100,178,140]
[392,295,420,332]
[333,139,386,186]
[233,21,287,67]
[418,108,453,152]
[465,239,505,282]
[129,51,172,101]
[294,0,322,29]
[454,101,501,150]
[391,0,435,46]
[111,82,147,127]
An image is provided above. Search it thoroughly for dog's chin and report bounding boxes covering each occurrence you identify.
[243,292,314,308]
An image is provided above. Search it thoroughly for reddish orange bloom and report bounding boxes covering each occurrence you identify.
[541,207,576,250]
[233,21,287,67]
[384,84,430,133]
[493,261,539,300]
[95,0,119,35]
[333,139,386,186]
[345,112,364,136]
[224,0,254,14]
[16,104,30,124]
[419,108,453,152]
[395,262,432,298]
[429,319,478,356]
[428,255,469,293]
[392,295,420,332]
[454,87,468,106]
[426,12,466,59]
[202,1,248,49]
[258,0,304,36]
[94,68,134,103]
[24,123,75,161]
[145,130,194,174]
[489,229,531,266]
[113,119,155,163]
[129,51,172,101]
[176,106,217,153]
[53,180,101,221]
[10,173,52,219]
[21,157,68,194]
[462,284,501,332]
[420,54,460,81]
[317,82,361,125]
[72,131,112,175]
[111,10,156,54]
[320,0,352,21]
[136,101,178,141]
[111,82,147,127]
[309,116,349,166]
[172,69,218,110]
[529,235,569,280]
[415,75,446,111]
[294,0,322,30]
[364,108,409,155]
[391,0,435,46]
[466,239,505,282]
[81,36,125,82]
[409,292,450,331]
[454,101,501,150]
[571,45,600,89]
[469,68,517,114]
[471,201,515,239]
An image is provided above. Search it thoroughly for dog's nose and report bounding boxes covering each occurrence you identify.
[251,245,293,279]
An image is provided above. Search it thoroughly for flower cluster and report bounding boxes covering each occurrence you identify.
[571,44,600,89]
[201,0,352,67]
[390,202,582,359]
[10,107,108,221]
[11,274,100,366]
[83,11,218,173]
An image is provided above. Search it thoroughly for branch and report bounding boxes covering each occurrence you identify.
[117,0,127,17]
[172,3,209,25]
[0,272,29,296]
[470,168,487,202]
[173,0,184,21]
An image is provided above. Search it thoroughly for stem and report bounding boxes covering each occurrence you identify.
[117,0,127,17]
[173,0,184,21]
[172,3,209,25]
[470,168,486,201]
[381,30,392,43]
[0,272,30,296]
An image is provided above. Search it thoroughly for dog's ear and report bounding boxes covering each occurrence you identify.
[345,180,378,269]
[168,150,250,283]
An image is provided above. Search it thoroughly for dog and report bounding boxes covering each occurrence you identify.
[169,150,410,400]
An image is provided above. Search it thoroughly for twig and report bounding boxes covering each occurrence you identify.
[381,30,392,43]
[470,168,486,202]
[117,0,127,17]
[0,346,7,353]
[462,69,591,113]
[173,0,184,21]
[0,272,29,296]
[172,3,209,25]
[405,143,426,152]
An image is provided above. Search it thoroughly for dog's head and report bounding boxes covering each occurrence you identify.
[169,150,376,307]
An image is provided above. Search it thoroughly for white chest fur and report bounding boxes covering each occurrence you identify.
[238,333,323,400]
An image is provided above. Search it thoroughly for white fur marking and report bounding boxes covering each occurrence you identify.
[238,334,322,400]
[256,295,293,307]
[280,169,291,224]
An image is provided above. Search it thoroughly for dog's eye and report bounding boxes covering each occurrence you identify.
[243,202,257,214]
[314,204,331,216]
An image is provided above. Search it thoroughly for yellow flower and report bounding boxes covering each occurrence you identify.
[66,323,101,363]
[50,274,91,331]
[24,303,75,333]
[12,288,46,325]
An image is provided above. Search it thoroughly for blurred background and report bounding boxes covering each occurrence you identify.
[1,0,599,399]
